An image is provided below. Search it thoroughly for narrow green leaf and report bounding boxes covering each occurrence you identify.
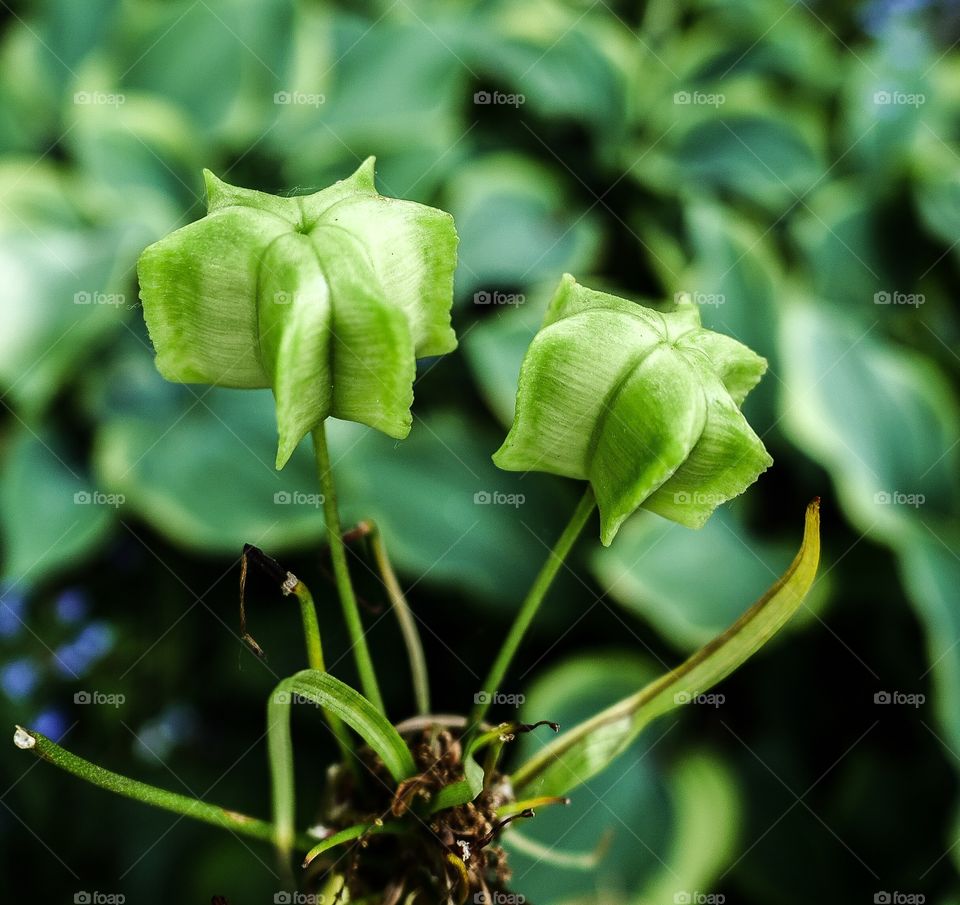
[267,670,416,857]
[302,820,403,868]
[12,726,314,850]
[511,499,821,796]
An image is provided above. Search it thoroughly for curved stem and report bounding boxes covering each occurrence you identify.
[365,521,430,715]
[13,727,316,851]
[290,581,357,767]
[468,487,596,734]
[312,424,384,713]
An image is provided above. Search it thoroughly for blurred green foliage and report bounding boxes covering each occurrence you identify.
[2,0,960,903]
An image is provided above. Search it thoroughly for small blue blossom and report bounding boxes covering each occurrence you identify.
[53,622,116,678]
[33,709,68,741]
[1,658,40,701]
[0,585,27,638]
[54,589,89,625]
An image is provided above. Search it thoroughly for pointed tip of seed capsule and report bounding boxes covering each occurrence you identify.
[13,726,35,750]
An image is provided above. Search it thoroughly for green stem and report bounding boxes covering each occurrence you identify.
[469,487,595,733]
[365,522,430,715]
[290,581,356,767]
[13,727,316,851]
[312,424,384,714]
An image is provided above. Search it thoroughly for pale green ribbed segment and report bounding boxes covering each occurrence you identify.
[493,275,772,544]
[138,157,458,468]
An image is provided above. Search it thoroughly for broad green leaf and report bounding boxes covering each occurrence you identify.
[898,531,960,755]
[779,303,960,544]
[467,24,626,135]
[632,754,740,905]
[0,162,133,415]
[511,499,820,795]
[0,425,114,586]
[448,155,602,298]
[93,388,328,552]
[791,183,894,318]
[138,158,457,466]
[118,0,295,143]
[504,653,739,905]
[267,669,416,856]
[672,115,820,211]
[493,276,771,543]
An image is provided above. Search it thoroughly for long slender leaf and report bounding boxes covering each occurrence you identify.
[511,499,821,796]
[267,669,416,858]
[12,727,315,850]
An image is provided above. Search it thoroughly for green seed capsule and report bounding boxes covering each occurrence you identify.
[137,157,458,468]
[493,275,773,544]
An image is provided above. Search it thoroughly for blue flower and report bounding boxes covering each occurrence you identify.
[33,709,68,741]
[53,622,115,678]
[0,586,27,638]
[1,659,40,701]
[54,589,89,625]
